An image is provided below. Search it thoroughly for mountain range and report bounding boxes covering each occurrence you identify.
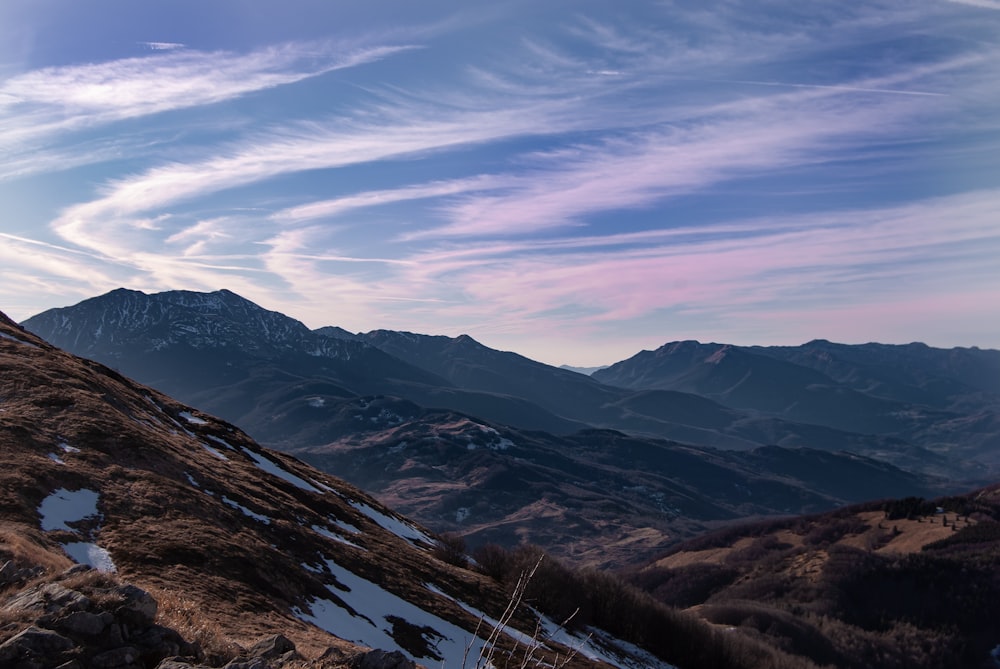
[20,288,966,567]
[0,309,678,669]
[4,291,999,668]
[25,289,998,484]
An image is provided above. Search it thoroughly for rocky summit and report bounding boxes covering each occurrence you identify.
[0,311,668,669]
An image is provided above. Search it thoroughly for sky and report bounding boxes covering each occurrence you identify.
[1,0,998,366]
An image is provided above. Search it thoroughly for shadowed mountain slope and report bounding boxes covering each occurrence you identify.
[23,289,586,438]
[289,397,942,570]
[0,310,675,669]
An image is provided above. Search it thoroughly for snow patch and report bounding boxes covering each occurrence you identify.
[179,411,208,425]
[310,478,336,493]
[348,500,434,545]
[205,434,235,450]
[242,448,322,493]
[332,517,361,535]
[48,453,66,465]
[0,331,40,348]
[222,496,271,524]
[311,525,363,550]
[537,613,677,669]
[62,542,117,573]
[308,397,326,408]
[38,488,100,531]
[201,443,229,461]
[295,559,491,666]
[58,441,80,453]
[424,583,536,647]
[455,507,470,523]
[185,472,200,488]
[38,489,117,574]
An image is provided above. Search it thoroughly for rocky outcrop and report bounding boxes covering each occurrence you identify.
[0,564,193,669]
[0,563,424,669]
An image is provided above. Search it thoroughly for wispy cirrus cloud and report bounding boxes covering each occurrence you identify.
[271,175,511,224]
[388,189,1000,338]
[945,0,1000,9]
[139,41,186,51]
[0,41,417,178]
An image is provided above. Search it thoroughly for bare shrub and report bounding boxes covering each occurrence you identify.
[432,532,469,568]
[471,543,511,582]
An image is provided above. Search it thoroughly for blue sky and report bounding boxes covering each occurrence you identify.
[1,0,998,365]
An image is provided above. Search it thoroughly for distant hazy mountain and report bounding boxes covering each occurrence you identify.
[594,340,1000,474]
[559,364,608,375]
[355,328,942,472]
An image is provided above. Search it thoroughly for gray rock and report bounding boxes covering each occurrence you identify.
[248,634,295,660]
[0,560,19,584]
[0,561,46,586]
[348,649,417,669]
[0,625,75,664]
[222,659,270,669]
[56,611,112,637]
[130,623,192,658]
[4,582,91,615]
[89,645,141,668]
[112,585,158,625]
[104,623,126,647]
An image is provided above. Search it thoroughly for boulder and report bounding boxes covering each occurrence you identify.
[112,584,158,625]
[90,645,141,669]
[248,634,296,661]
[348,649,417,669]
[0,625,75,666]
[4,582,91,615]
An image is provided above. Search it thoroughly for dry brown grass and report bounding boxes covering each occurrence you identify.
[649,536,756,569]
[144,583,244,664]
[0,523,72,575]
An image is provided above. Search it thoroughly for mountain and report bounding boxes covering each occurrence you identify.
[627,485,1000,669]
[752,339,1000,409]
[559,365,607,375]
[355,328,938,472]
[24,290,928,465]
[22,288,586,440]
[290,405,942,570]
[593,340,1000,474]
[0,310,685,669]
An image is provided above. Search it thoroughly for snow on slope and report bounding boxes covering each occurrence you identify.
[37,488,117,573]
[38,488,100,531]
[348,499,434,546]
[295,559,493,666]
[242,447,323,493]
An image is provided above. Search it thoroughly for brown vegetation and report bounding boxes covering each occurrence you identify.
[626,488,1000,669]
